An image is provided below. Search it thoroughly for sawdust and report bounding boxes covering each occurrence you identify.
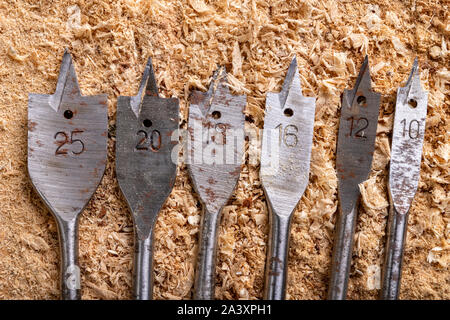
[0,0,448,299]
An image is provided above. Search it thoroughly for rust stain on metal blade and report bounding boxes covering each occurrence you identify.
[116,58,179,239]
[260,56,316,300]
[27,50,107,220]
[260,56,316,218]
[187,67,246,214]
[389,58,428,215]
[336,56,380,215]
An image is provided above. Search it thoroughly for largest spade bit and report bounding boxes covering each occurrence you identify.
[328,56,380,300]
[116,58,179,300]
[28,50,108,300]
[187,68,246,299]
[260,57,316,300]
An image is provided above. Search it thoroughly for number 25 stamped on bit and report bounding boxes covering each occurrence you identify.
[27,50,107,299]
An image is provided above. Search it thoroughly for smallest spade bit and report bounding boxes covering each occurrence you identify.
[116,59,179,300]
[28,50,108,299]
[187,68,246,300]
[381,59,428,300]
[328,56,381,300]
[260,57,316,300]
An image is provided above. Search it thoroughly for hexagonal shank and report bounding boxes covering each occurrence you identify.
[381,206,408,300]
[193,208,221,300]
[56,216,81,300]
[264,212,292,300]
[133,231,155,300]
[328,200,359,300]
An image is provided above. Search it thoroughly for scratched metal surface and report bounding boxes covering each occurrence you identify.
[116,58,179,239]
[28,51,108,222]
[187,69,245,216]
[116,58,179,300]
[381,60,428,300]
[260,57,315,218]
[328,56,381,300]
[336,56,381,214]
[260,57,316,300]
[389,59,428,215]
[187,68,246,299]
[27,50,108,299]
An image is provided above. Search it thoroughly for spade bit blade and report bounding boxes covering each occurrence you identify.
[187,68,246,300]
[27,50,108,300]
[328,56,380,300]
[381,59,428,300]
[260,57,316,300]
[116,58,179,300]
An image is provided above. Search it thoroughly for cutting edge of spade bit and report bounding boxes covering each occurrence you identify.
[260,56,316,300]
[116,58,179,299]
[381,58,428,300]
[328,56,381,300]
[187,67,246,299]
[27,49,108,300]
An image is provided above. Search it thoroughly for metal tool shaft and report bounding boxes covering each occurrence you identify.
[328,200,359,300]
[381,206,408,300]
[193,208,221,300]
[133,230,155,300]
[264,212,292,300]
[56,216,81,300]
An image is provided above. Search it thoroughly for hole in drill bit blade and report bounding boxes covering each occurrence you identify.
[143,119,152,127]
[408,99,418,108]
[245,115,254,123]
[64,110,74,119]
[357,96,366,106]
[212,111,221,119]
[283,108,293,117]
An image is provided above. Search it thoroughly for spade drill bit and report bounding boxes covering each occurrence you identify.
[328,56,381,300]
[187,68,246,299]
[28,50,108,300]
[116,58,179,300]
[381,59,428,300]
[260,57,316,300]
